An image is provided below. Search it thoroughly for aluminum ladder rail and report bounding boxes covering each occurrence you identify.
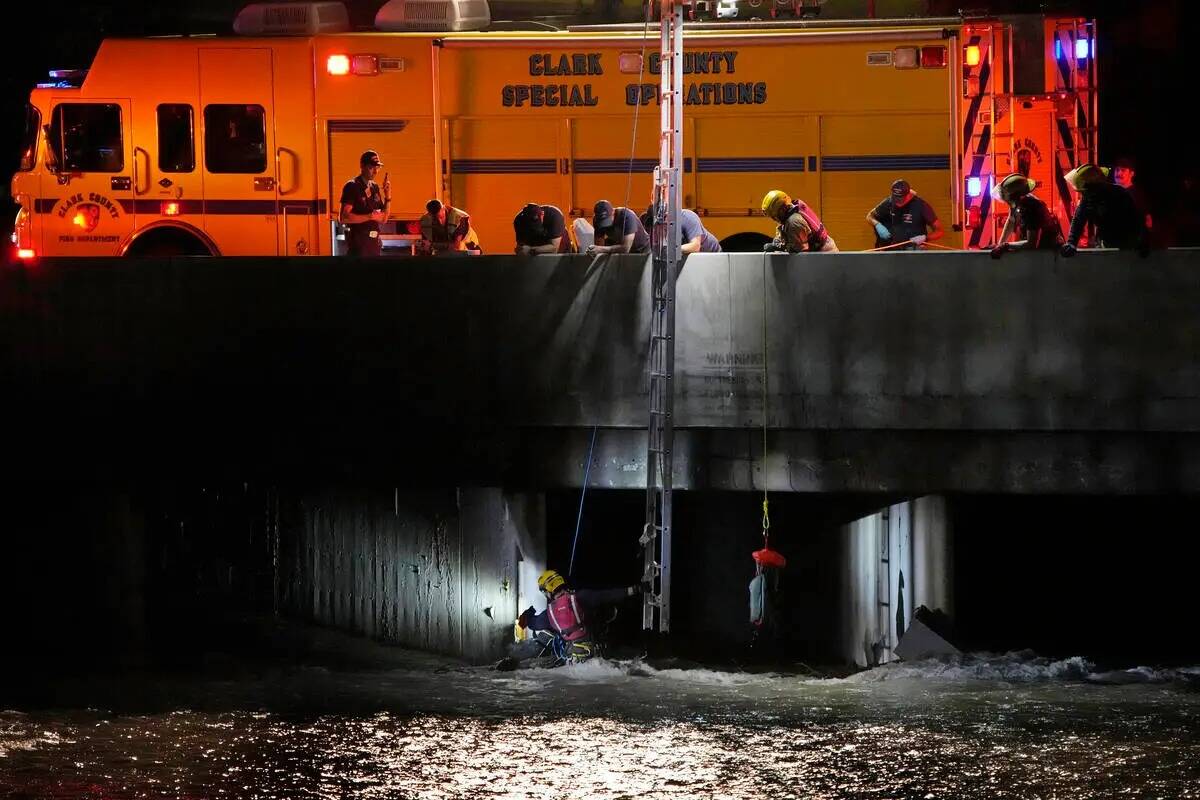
[642,0,684,633]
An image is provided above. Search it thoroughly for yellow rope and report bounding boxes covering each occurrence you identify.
[761,254,770,547]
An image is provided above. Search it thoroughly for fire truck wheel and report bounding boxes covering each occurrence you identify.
[124,228,213,257]
[720,232,774,253]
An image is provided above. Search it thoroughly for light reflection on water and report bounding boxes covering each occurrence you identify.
[2,646,1199,798]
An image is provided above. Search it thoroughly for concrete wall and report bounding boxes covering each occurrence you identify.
[835,495,952,667]
[278,487,544,662]
[4,251,1200,489]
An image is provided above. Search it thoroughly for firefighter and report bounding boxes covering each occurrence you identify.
[866,179,944,249]
[1061,163,1147,256]
[513,202,570,254]
[588,200,651,255]
[511,569,642,664]
[761,190,838,253]
[990,173,1063,258]
[339,150,391,256]
[1113,157,1153,234]
[641,202,723,253]
[418,199,473,254]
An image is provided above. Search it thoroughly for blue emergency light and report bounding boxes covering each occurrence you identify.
[1055,39,1092,60]
[967,176,983,199]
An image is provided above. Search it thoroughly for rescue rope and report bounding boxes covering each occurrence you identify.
[867,238,959,252]
[621,3,654,213]
[760,254,771,549]
[568,425,599,577]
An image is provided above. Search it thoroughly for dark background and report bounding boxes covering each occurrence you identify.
[2,0,1196,248]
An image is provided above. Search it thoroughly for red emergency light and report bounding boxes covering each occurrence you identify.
[921,46,947,68]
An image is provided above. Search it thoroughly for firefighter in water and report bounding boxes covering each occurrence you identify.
[761,190,839,253]
[990,173,1063,258]
[511,569,642,664]
[339,150,391,256]
[1061,163,1147,256]
[866,179,944,249]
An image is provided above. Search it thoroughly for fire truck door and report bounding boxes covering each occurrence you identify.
[42,98,136,256]
[198,48,279,256]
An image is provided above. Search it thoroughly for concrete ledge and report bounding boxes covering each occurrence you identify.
[3,250,1199,485]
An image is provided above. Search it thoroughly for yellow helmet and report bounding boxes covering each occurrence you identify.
[761,190,792,221]
[1063,163,1110,191]
[992,173,1037,203]
[537,569,566,595]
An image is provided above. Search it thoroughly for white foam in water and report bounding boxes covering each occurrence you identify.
[843,651,1096,683]
[1086,664,1200,685]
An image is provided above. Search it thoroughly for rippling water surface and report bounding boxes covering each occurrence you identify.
[2,627,1198,799]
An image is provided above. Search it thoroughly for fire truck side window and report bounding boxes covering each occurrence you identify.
[157,104,195,173]
[48,104,124,173]
[203,104,266,174]
[19,104,39,171]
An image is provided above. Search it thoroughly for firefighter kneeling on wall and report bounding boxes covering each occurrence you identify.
[503,570,642,668]
[761,190,839,253]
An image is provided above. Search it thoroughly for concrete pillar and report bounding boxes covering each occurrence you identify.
[913,495,953,619]
[836,496,952,667]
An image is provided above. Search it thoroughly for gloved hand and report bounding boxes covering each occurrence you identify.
[1060,242,1077,258]
[990,243,1008,259]
[517,606,535,628]
[911,234,927,246]
[873,222,892,241]
[763,239,785,253]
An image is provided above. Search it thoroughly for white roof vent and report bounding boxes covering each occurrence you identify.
[234,2,351,35]
[375,0,491,32]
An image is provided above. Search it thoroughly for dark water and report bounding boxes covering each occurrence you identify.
[2,626,1198,799]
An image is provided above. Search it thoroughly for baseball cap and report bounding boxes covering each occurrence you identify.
[593,200,616,229]
[360,150,384,167]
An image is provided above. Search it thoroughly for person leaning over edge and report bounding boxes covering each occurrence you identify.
[761,190,839,253]
[513,202,571,254]
[641,201,723,253]
[989,173,1063,258]
[339,149,391,256]
[587,200,651,255]
[419,199,472,254]
[1060,163,1147,257]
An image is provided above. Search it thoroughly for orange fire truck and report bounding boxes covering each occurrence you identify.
[9,1,1096,258]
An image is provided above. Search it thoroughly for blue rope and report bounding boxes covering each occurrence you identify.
[569,426,599,577]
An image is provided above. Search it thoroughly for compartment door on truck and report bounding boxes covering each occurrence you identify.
[448,118,566,252]
[42,98,136,256]
[819,113,954,251]
[694,115,819,249]
[198,48,278,256]
[569,118,659,232]
[327,118,436,252]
